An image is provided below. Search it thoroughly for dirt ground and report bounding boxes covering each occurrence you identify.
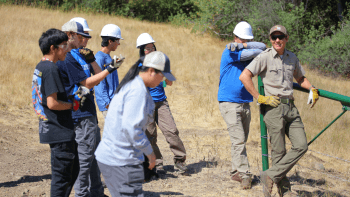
[1,107,350,197]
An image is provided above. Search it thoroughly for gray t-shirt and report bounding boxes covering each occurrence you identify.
[246,47,305,99]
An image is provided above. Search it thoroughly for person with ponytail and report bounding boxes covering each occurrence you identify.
[95,51,176,196]
[136,33,187,174]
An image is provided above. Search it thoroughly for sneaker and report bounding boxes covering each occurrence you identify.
[277,176,291,197]
[260,171,274,197]
[174,161,188,172]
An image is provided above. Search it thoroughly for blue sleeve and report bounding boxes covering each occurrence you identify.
[240,49,264,61]
[240,42,266,61]
[94,54,111,107]
[121,88,152,155]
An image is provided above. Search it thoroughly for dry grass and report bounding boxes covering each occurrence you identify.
[1,4,350,196]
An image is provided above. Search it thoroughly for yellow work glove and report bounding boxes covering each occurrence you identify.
[307,88,319,108]
[258,95,281,107]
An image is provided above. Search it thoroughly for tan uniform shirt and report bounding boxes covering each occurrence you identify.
[246,47,305,99]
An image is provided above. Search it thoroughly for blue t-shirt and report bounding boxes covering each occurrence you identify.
[56,52,97,119]
[217,48,253,103]
[94,51,119,111]
[148,82,167,103]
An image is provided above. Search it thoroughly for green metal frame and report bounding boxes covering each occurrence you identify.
[258,80,350,171]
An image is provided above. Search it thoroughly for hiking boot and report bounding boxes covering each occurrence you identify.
[231,171,242,182]
[174,161,188,172]
[260,171,274,197]
[231,171,252,189]
[156,164,166,174]
[241,176,252,190]
[277,176,291,197]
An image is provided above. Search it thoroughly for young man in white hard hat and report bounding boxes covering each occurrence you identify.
[56,20,120,197]
[218,21,266,189]
[32,28,78,196]
[70,17,92,48]
[240,25,319,197]
[95,24,125,119]
[136,33,188,174]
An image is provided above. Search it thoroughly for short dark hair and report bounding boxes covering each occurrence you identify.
[101,36,118,47]
[39,28,68,55]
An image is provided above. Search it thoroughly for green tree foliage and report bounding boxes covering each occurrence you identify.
[299,19,350,77]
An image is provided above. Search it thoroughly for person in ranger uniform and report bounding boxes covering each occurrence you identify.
[239,25,319,197]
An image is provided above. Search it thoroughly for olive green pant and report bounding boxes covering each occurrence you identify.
[263,103,308,183]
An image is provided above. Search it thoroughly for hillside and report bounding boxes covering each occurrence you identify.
[0,4,349,196]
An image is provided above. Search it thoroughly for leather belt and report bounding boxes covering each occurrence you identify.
[280,98,293,105]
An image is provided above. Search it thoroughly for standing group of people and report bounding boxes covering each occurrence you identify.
[32,16,319,197]
[219,22,319,196]
[32,17,187,197]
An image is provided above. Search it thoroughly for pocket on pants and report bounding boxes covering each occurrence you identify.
[127,169,144,183]
[119,168,144,195]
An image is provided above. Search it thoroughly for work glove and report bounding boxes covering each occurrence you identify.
[70,86,90,111]
[307,88,319,108]
[258,95,281,107]
[79,48,96,63]
[106,55,125,73]
[226,42,244,52]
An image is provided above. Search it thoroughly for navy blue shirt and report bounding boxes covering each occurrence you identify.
[217,48,253,103]
[56,52,97,120]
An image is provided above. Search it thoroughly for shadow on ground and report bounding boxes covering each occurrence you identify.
[144,191,183,196]
[296,189,345,197]
[0,174,51,188]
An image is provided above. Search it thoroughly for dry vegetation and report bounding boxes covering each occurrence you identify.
[0,4,350,197]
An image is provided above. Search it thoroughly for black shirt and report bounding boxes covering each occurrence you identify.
[32,60,75,144]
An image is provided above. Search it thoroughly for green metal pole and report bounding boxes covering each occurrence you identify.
[307,106,349,145]
[293,83,350,106]
[258,76,269,171]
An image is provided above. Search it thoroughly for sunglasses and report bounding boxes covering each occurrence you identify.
[56,44,68,50]
[271,34,286,41]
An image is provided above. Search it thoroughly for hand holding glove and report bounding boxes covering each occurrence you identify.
[71,86,90,111]
[106,54,125,73]
[79,48,96,63]
[113,54,125,68]
[258,95,281,107]
[307,88,319,108]
[226,42,244,51]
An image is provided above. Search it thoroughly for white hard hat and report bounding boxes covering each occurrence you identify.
[233,21,254,40]
[70,17,92,31]
[100,24,123,40]
[136,33,155,48]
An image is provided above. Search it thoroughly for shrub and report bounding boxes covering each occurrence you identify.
[299,20,350,77]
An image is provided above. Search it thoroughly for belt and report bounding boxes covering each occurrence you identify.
[280,98,293,105]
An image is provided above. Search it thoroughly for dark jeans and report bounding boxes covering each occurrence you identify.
[50,140,79,197]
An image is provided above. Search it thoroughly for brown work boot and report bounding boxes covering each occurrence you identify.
[231,171,242,182]
[260,171,274,197]
[241,176,252,189]
[231,171,252,189]
[277,176,291,197]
